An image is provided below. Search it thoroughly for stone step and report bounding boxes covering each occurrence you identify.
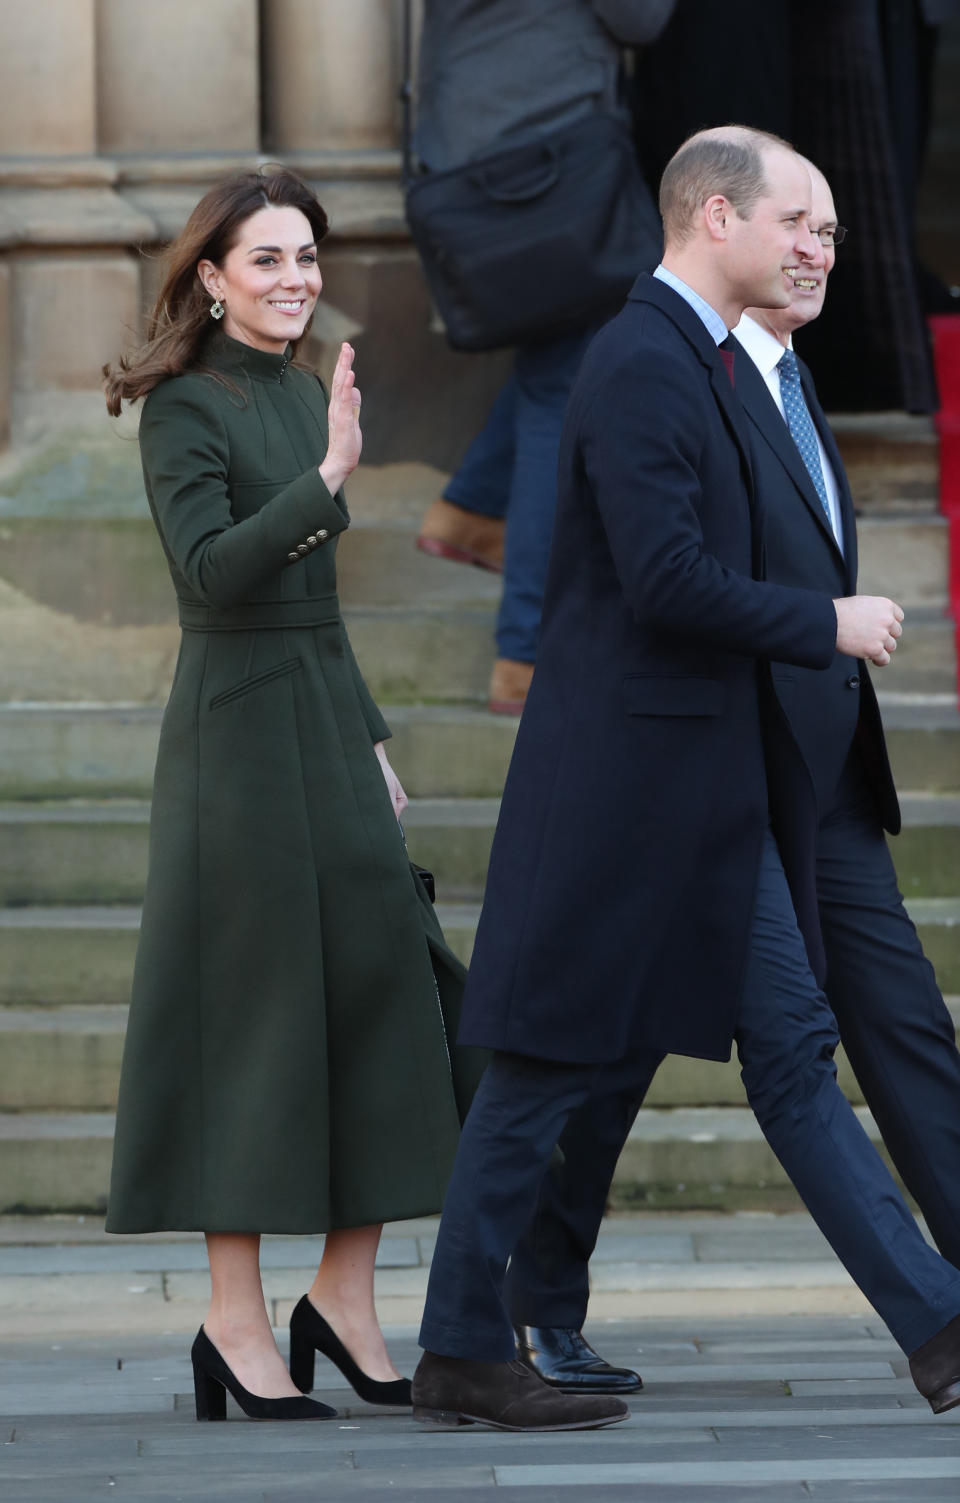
[0,1100,911,1216]
[3,790,959,906]
[0,1111,115,1215]
[828,413,939,511]
[348,600,957,699]
[896,792,960,898]
[612,1104,906,1212]
[1,896,958,1010]
[0,799,150,905]
[873,693,960,793]
[5,996,959,1115]
[855,513,949,607]
[0,510,501,626]
[0,796,499,905]
[0,703,519,800]
[0,502,946,625]
[7,598,947,706]
[0,691,958,802]
[0,1006,126,1110]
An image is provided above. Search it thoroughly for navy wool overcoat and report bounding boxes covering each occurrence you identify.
[458,276,839,1065]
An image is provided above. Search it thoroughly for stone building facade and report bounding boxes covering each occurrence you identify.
[0,0,506,468]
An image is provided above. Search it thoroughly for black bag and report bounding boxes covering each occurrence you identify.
[398,0,663,353]
[404,111,663,353]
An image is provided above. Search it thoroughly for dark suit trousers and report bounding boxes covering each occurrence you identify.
[816,759,960,1268]
[496,827,960,1355]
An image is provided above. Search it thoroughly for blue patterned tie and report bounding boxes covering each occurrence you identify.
[776,349,831,525]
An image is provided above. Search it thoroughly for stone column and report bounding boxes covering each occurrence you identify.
[95,0,260,155]
[262,0,403,153]
[10,251,140,393]
[0,1,97,156]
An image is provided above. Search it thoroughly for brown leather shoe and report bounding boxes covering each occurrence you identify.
[909,1313,960,1414]
[416,498,505,573]
[412,1351,629,1432]
[488,658,534,715]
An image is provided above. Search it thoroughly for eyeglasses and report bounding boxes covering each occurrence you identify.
[813,225,846,246]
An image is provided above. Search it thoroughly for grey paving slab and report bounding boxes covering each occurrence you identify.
[590,1260,857,1291]
[0,1234,420,1275]
[493,1457,960,1485]
[694,1228,836,1261]
[6,1255,960,1500]
[692,1337,897,1355]
[804,1487,960,1501]
[625,1407,943,1427]
[631,1360,897,1383]
[584,1233,697,1264]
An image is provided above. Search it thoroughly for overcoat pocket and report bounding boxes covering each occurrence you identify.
[622,676,725,717]
[209,657,302,710]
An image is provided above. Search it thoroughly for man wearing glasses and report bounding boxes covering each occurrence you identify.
[505,161,960,1398]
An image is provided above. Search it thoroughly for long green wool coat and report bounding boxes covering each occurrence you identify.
[106,330,481,1234]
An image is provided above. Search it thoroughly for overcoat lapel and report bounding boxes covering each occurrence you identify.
[629,276,757,519]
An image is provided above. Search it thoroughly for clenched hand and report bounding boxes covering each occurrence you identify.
[834,596,904,667]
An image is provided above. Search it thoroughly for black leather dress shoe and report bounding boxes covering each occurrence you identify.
[515,1325,643,1393]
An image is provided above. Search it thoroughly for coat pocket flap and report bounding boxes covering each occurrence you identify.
[623,676,725,717]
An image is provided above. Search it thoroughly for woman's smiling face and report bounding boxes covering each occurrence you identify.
[198,204,322,354]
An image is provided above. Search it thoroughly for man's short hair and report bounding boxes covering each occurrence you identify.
[659,126,795,246]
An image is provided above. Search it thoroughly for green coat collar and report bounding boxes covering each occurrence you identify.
[203,328,292,382]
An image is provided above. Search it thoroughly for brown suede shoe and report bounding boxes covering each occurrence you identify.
[909,1313,960,1413]
[488,658,534,715]
[412,1352,629,1432]
[417,498,505,574]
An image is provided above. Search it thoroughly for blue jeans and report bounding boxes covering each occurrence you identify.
[444,331,591,663]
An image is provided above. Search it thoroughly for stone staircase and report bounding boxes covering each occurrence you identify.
[0,425,957,1214]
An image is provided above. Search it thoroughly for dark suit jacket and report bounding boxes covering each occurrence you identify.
[731,335,900,835]
[458,276,838,1066]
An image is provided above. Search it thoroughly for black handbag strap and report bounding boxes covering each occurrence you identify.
[400,0,415,186]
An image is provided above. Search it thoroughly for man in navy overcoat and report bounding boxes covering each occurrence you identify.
[502,161,960,1401]
[412,128,960,1432]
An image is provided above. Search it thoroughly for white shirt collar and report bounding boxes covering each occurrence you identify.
[653,265,728,347]
[732,313,792,379]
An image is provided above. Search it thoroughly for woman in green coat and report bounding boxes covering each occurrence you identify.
[103,168,479,1423]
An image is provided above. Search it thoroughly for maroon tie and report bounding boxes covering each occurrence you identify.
[719,347,735,386]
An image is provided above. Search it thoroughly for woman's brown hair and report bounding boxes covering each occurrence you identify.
[103,166,329,416]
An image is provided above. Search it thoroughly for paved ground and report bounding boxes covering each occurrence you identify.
[2,1211,959,1501]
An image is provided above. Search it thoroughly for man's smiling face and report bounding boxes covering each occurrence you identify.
[782,164,838,330]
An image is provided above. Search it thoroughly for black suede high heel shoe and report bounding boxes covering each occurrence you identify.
[191,1326,338,1421]
[289,1295,413,1406]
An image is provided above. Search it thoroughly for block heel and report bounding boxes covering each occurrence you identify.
[192,1354,227,1421]
[190,1327,337,1422]
[288,1295,412,1406]
[288,1326,315,1395]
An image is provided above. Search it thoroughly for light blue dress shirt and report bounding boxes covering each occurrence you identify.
[652,264,728,347]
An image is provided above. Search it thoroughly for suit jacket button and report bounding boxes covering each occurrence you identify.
[297,543,310,556]
[287,551,299,563]
[317,529,329,541]
[846,673,860,689]
[306,535,318,547]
